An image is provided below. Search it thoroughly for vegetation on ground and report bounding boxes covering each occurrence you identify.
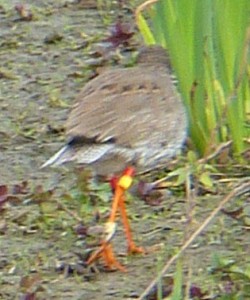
[0,1,249,299]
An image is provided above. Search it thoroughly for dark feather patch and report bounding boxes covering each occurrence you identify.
[67,135,116,146]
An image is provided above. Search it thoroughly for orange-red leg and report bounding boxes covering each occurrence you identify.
[109,184,124,222]
[86,167,143,270]
[118,193,144,254]
[86,185,126,270]
[87,239,126,272]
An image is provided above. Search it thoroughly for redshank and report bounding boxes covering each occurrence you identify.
[42,45,187,271]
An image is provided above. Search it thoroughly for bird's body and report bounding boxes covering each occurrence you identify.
[42,45,187,270]
[42,46,187,175]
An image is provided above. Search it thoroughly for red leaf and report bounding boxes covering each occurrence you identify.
[0,185,8,196]
[0,185,8,208]
[105,20,134,48]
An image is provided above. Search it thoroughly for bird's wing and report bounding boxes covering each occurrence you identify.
[66,66,185,149]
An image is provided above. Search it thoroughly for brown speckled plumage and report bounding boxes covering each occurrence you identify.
[42,46,187,175]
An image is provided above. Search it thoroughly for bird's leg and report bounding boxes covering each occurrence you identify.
[86,187,126,271]
[101,243,126,272]
[110,167,144,253]
[86,172,128,270]
[86,166,143,270]
[118,192,144,254]
[86,222,126,272]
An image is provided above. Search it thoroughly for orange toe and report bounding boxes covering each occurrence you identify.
[87,242,126,272]
[102,243,127,272]
[127,243,145,255]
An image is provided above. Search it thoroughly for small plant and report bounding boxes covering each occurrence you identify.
[209,254,250,299]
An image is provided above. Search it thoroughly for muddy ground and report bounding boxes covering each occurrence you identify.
[0,1,249,299]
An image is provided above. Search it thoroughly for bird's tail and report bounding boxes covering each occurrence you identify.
[41,145,73,168]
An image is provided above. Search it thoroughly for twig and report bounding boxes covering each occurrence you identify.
[135,0,158,24]
[198,141,232,164]
[153,140,232,187]
[54,198,82,223]
[137,180,250,300]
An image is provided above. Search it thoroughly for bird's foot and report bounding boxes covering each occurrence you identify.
[101,243,126,272]
[127,243,145,255]
[86,222,126,271]
[86,242,126,272]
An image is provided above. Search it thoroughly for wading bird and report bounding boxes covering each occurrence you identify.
[42,45,187,271]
